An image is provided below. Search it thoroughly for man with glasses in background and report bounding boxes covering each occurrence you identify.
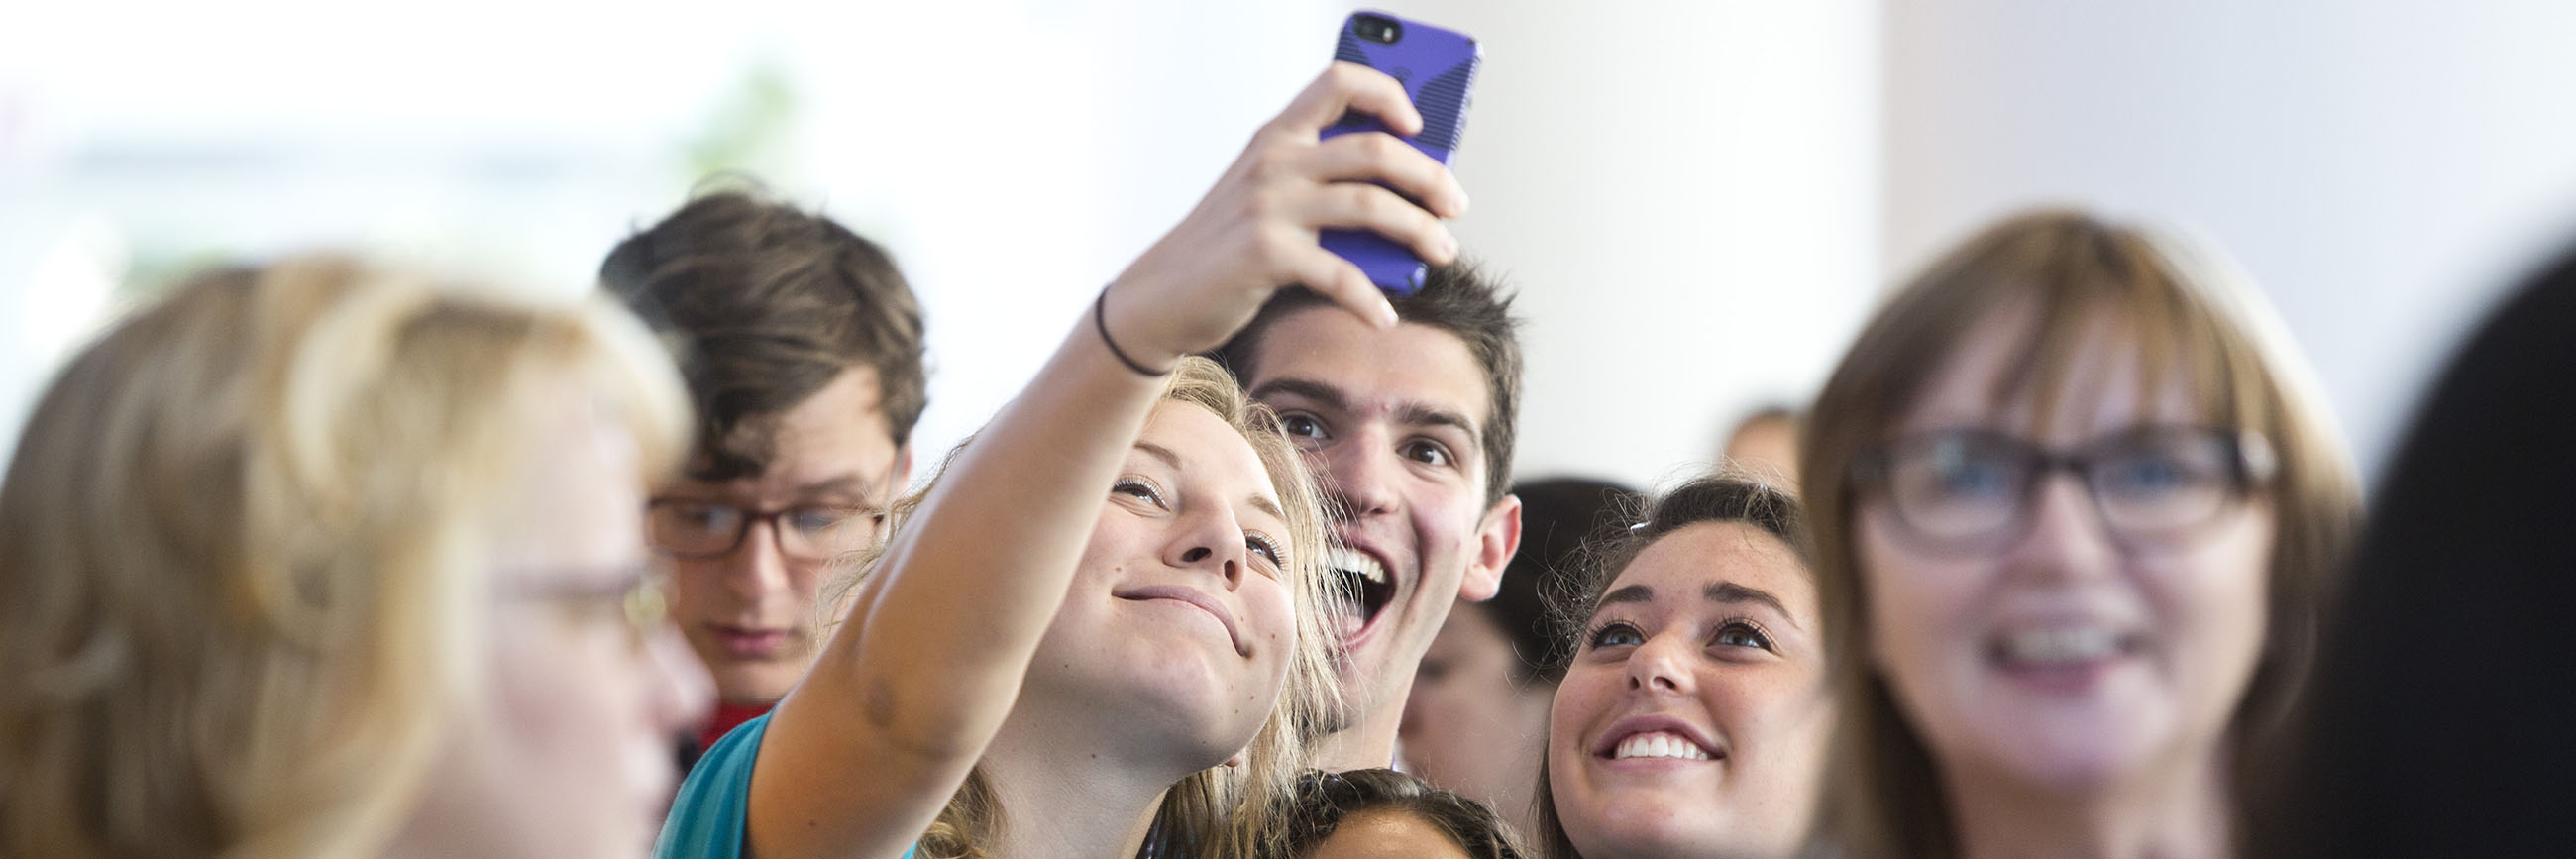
[599,187,927,767]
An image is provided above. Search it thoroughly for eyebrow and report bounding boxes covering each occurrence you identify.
[1138,440,1286,523]
[1593,581,1801,630]
[797,476,868,497]
[1247,376,1348,412]
[1249,376,1483,448]
[1133,440,1182,470]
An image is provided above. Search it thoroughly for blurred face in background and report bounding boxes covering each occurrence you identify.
[1724,412,1800,488]
[648,367,910,706]
[1855,305,2277,797]
[1401,602,1554,834]
[407,395,713,857]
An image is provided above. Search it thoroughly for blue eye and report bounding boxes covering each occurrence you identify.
[1586,621,1645,649]
[787,507,851,534]
[1712,621,1772,651]
[1935,460,2014,499]
[1244,533,1284,568]
[2100,457,2195,496]
[1113,479,1166,507]
[662,502,739,533]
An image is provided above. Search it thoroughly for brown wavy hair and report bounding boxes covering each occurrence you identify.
[1210,261,1524,507]
[1528,473,1814,859]
[601,184,928,481]
[1275,768,1527,858]
[1797,210,2362,857]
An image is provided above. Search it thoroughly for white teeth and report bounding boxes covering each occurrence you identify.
[1611,731,1713,761]
[1329,548,1388,585]
[2001,626,2123,665]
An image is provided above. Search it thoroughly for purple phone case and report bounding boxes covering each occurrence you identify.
[1320,11,1479,296]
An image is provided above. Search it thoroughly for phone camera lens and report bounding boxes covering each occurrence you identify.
[1353,14,1402,45]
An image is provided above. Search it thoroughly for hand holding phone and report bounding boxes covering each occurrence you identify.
[1098,62,1467,368]
[1320,11,1480,295]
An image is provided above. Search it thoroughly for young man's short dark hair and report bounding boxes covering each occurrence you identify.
[1209,261,1523,505]
[599,188,927,481]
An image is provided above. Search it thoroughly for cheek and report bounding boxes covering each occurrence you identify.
[490,620,624,770]
[1246,580,1299,675]
[670,560,730,615]
[1408,483,1476,548]
[2156,509,2277,677]
[1857,513,1979,667]
[1547,667,1614,772]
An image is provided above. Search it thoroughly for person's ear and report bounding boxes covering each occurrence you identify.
[892,445,914,489]
[1457,493,1522,602]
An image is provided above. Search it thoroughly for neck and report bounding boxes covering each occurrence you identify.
[1943,745,2235,859]
[1313,686,1407,771]
[978,707,1184,859]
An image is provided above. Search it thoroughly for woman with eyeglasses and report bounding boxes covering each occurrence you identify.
[1796,210,2361,858]
[0,256,713,856]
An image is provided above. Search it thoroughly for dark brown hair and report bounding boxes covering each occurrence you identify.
[1209,261,1524,507]
[1797,209,2361,857]
[1275,768,1527,858]
[1528,473,1812,858]
[601,185,927,482]
[1487,478,1642,687]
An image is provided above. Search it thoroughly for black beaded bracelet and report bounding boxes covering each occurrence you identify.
[1093,287,1171,377]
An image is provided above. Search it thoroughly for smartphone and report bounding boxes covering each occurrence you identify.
[1320,10,1480,296]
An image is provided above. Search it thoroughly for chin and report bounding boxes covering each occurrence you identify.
[1570,811,1733,859]
[1107,646,1276,754]
[1986,722,2161,790]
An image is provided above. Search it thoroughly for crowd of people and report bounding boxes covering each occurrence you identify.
[2,56,2568,859]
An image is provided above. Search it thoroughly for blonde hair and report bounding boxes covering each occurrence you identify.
[0,256,691,857]
[1798,210,2362,858]
[821,356,1342,859]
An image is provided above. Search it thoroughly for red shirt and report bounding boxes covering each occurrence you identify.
[698,700,774,753]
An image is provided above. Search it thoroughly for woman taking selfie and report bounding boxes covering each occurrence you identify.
[656,60,1472,859]
[1798,210,2360,858]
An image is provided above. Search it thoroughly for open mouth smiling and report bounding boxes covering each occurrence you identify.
[1592,716,1726,765]
[1323,545,1397,648]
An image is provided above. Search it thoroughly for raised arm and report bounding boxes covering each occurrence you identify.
[744,62,1470,859]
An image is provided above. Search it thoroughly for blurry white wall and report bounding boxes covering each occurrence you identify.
[1401,0,1881,489]
[0,0,1879,493]
[10,0,2576,491]
[1884,0,2576,483]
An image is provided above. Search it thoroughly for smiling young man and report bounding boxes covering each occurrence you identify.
[599,189,926,765]
[1211,261,1525,770]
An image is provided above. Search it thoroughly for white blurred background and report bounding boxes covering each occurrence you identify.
[7,0,2576,490]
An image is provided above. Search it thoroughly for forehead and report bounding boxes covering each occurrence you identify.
[1314,809,1470,859]
[1901,302,2206,445]
[708,366,903,492]
[496,397,647,571]
[1248,307,1492,431]
[1613,522,1817,621]
[1138,402,1282,515]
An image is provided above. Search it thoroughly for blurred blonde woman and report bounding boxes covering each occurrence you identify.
[1799,210,2361,858]
[0,256,713,857]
